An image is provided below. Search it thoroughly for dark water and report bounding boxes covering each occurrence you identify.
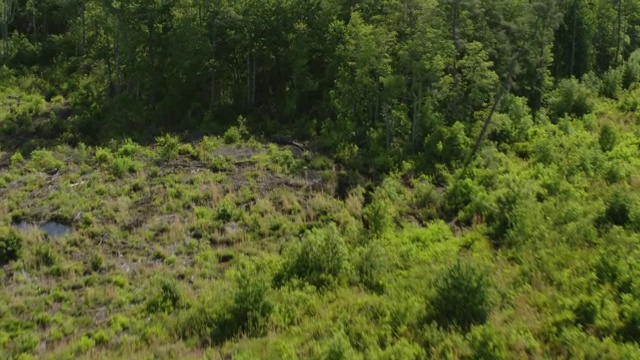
[14,221,71,238]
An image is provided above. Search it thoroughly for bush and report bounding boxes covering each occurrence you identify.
[223,126,242,144]
[599,124,618,153]
[111,156,140,177]
[468,325,507,360]
[599,191,633,228]
[355,240,387,293]
[363,198,395,238]
[95,147,114,165]
[0,227,23,265]
[146,279,182,314]
[156,134,180,160]
[116,138,141,157]
[276,223,349,289]
[622,49,640,89]
[601,68,623,99]
[230,263,273,337]
[29,149,64,173]
[10,152,23,168]
[548,78,594,119]
[430,260,492,332]
[35,245,59,268]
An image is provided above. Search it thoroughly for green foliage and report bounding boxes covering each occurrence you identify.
[95,147,114,165]
[146,279,183,314]
[599,123,618,152]
[355,240,387,293]
[0,227,23,265]
[467,325,507,360]
[548,78,594,119]
[277,223,349,289]
[10,152,24,168]
[224,126,242,144]
[29,149,64,173]
[156,134,181,161]
[430,261,492,332]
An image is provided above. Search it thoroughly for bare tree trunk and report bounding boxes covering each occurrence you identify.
[251,53,257,106]
[81,0,86,54]
[106,32,113,97]
[615,0,622,66]
[246,51,251,108]
[384,104,391,149]
[570,0,577,77]
[452,0,460,82]
[114,28,120,96]
[411,78,422,150]
[209,0,216,110]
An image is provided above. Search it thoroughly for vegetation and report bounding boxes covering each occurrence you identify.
[1,0,640,358]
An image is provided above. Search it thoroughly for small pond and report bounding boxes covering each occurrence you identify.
[14,221,71,238]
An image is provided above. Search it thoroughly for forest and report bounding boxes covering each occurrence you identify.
[2,0,640,358]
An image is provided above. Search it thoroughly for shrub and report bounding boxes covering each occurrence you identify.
[355,240,387,293]
[75,335,95,354]
[35,245,59,268]
[111,156,139,177]
[146,279,182,314]
[95,147,114,165]
[363,198,394,238]
[276,223,349,289]
[599,123,618,153]
[468,325,507,360]
[116,138,141,157]
[10,152,23,168]
[230,263,273,337]
[223,126,242,144]
[599,191,633,228]
[29,149,64,173]
[156,134,180,160]
[548,78,594,119]
[430,260,492,332]
[601,68,623,99]
[622,49,640,89]
[0,227,23,265]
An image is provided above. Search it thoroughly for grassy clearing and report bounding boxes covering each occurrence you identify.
[3,94,640,358]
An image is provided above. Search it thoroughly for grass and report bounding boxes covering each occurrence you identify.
[3,96,640,358]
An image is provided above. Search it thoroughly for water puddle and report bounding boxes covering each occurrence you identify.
[14,221,71,238]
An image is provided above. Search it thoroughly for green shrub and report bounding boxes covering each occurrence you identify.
[599,191,633,228]
[89,252,105,272]
[276,223,349,289]
[599,123,618,153]
[363,198,394,238]
[35,245,59,268]
[548,78,594,119]
[467,325,507,360]
[230,263,273,337]
[95,147,114,165]
[14,332,39,354]
[116,138,141,157]
[430,261,492,332]
[146,279,182,314]
[29,149,64,172]
[356,240,387,293]
[0,226,23,265]
[156,134,180,160]
[75,335,95,354]
[10,151,23,168]
[622,49,640,88]
[601,68,623,99]
[111,156,140,177]
[223,126,242,144]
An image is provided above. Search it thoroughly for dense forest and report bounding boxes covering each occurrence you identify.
[2,0,640,358]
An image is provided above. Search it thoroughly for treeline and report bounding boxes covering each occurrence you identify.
[1,0,640,171]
